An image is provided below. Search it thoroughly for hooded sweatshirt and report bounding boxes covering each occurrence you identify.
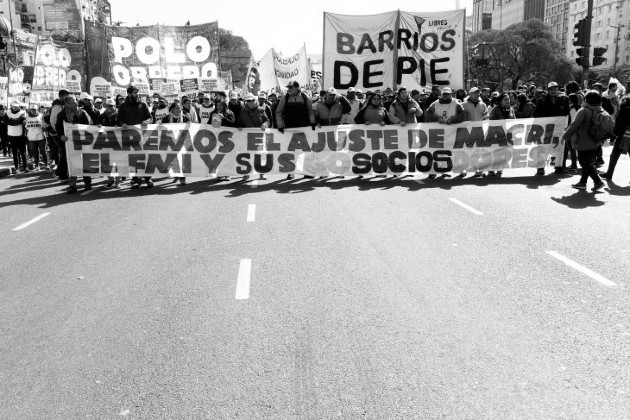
[5,109,26,137]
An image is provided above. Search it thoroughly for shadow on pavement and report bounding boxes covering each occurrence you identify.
[550,191,606,209]
[0,171,574,210]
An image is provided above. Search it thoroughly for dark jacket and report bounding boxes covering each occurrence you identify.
[82,106,100,125]
[533,94,570,118]
[55,107,92,137]
[97,111,118,127]
[613,97,630,140]
[562,103,602,151]
[236,105,270,128]
[117,97,152,126]
[314,96,351,126]
[161,114,191,124]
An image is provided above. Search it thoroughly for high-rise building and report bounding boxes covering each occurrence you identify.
[544,0,570,55]
[472,0,495,32]
[491,0,545,30]
[1,0,111,39]
[566,0,630,75]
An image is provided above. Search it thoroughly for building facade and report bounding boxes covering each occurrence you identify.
[491,0,545,30]
[472,0,495,32]
[566,0,630,76]
[544,0,570,56]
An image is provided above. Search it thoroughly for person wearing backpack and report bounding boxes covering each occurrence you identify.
[561,90,606,192]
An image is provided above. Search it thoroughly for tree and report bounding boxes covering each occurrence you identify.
[218,28,251,86]
[468,19,575,90]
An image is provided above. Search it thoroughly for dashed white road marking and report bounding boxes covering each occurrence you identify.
[12,212,51,231]
[449,198,484,216]
[247,204,256,222]
[545,250,616,287]
[235,259,252,300]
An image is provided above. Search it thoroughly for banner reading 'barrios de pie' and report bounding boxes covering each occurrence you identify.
[65,118,566,177]
[323,9,465,93]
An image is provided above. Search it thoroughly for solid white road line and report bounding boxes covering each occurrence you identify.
[12,212,51,231]
[545,250,617,287]
[449,198,484,216]
[235,259,252,300]
[247,204,256,222]
[250,179,259,189]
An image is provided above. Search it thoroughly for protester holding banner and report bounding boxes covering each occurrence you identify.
[257,92,274,125]
[340,87,363,124]
[5,102,27,174]
[276,81,315,132]
[80,93,100,125]
[314,88,351,127]
[56,96,93,193]
[387,87,423,126]
[198,96,215,125]
[236,93,271,181]
[228,92,243,125]
[152,98,170,123]
[94,98,104,114]
[209,100,235,128]
[462,87,489,177]
[353,92,391,126]
[267,93,279,129]
[117,85,153,188]
[48,90,71,179]
[425,88,465,125]
[24,105,47,170]
[561,90,605,192]
[115,95,125,108]
[160,101,191,186]
[96,99,122,189]
[181,96,199,123]
[533,81,570,175]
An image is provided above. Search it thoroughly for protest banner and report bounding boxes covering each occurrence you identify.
[65,117,566,177]
[86,21,220,90]
[8,65,33,107]
[66,80,81,93]
[323,9,465,92]
[162,81,180,97]
[180,78,199,98]
[135,82,150,96]
[92,81,112,98]
[30,40,86,105]
[198,77,219,92]
[0,77,8,107]
[255,45,312,95]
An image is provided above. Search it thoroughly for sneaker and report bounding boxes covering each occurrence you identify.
[487,171,496,177]
[496,171,503,177]
[592,181,605,192]
[458,170,467,178]
[67,185,78,194]
[428,174,437,179]
[146,180,154,187]
[179,178,186,185]
[105,180,115,189]
[286,174,295,180]
[600,173,612,181]
[130,180,141,188]
[571,182,587,190]
[11,168,16,174]
[536,168,545,176]
[242,175,250,181]
[474,171,483,178]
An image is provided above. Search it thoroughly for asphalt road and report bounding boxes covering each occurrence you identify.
[2,147,630,419]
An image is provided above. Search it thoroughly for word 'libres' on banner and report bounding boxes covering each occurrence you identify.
[65,118,566,177]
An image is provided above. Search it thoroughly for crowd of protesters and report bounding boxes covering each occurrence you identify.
[1,78,629,193]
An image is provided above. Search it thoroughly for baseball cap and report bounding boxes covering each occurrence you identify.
[94,97,103,103]
[258,92,267,98]
[105,98,116,106]
[229,91,238,99]
[58,89,70,96]
[547,82,559,88]
[469,87,480,93]
[441,87,453,94]
[398,86,408,93]
[347,87,356,93]
[327,87,337,95]
[245,93,256,101]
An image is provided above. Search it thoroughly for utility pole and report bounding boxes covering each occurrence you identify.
[582,0,594,89]
[611,24,625,74]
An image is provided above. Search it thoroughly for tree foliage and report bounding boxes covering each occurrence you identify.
[218,28,250,85]
[468,19,574,90]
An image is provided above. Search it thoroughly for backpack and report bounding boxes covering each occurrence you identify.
[588,108,615,141]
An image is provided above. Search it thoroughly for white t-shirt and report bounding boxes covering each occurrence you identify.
[25,115,45,141]
[199,105,215,124]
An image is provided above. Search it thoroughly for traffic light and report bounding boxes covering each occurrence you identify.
[592,47,607,66]
[573,19,588,46]
[576,47,588,67]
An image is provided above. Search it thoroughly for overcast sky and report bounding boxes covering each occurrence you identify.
[108,0,473,59]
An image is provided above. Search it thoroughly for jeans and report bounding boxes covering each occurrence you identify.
[578,149,601,184]
[54,136,68,180]
[30,140,47,167]
[1,134,10,156]
[9,136,26,169]
[47,135,59,165]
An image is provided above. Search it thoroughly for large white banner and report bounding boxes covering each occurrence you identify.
[256,45,312,95]
[65,118,566,177]
[323,9,465,93]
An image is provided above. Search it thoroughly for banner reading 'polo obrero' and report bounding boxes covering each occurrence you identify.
[323,9,465,93]
[86,21,220,95]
